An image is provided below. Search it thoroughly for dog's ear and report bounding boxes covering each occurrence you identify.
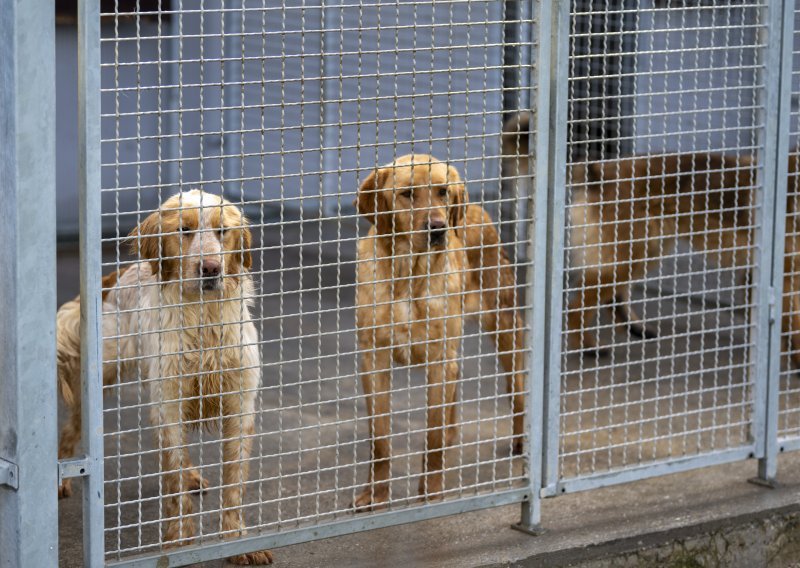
[447,165,469,236]
[237,219,253,271]
[355,167,389,228]
[128,210,163,275]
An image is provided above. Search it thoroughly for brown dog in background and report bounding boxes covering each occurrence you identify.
[353,154,526,510]
[503,111,800,365]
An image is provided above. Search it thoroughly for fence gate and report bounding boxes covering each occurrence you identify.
[70,0,547,565]
[540,0,794,496]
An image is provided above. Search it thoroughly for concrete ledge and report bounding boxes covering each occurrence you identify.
[268,452,800,568]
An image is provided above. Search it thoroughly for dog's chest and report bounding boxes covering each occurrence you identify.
[389,291,449,364]
[157,312,246,420]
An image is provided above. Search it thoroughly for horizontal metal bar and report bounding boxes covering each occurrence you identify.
[777,437,800,453]
[0,458,19,491]
[544,447,756,497]
[106,488,529,568]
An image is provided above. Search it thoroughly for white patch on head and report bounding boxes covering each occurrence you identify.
[178,190,227,283]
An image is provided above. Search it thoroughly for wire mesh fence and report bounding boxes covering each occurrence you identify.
[777,6,800,448]
[41,0,800,565]
[557,0,766,484]
[81,0,537,563]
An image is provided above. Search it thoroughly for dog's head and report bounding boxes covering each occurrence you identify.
[356,154,468,252]
[129,190,252,297]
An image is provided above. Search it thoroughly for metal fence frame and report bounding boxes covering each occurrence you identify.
[5,0,800,565]
[0,1,58,566]
[81,0,548,566]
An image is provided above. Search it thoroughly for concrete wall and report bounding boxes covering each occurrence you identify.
[56,0,507,239]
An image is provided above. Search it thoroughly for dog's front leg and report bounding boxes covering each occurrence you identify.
[354,347,392,511]
[220,393,273,565]
[152,399,196,546]
[419,360,447,500]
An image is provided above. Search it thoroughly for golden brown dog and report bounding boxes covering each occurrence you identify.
[56,190,272,564]
[565,151,759,355]
[353,154,526,510]
[503,111,800,366]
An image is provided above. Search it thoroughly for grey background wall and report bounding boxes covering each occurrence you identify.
[55,1,788,240]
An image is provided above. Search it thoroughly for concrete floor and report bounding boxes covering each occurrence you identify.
[54,225,800,566]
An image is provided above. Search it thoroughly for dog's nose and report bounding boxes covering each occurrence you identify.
[428,218,447,245]
[201,259,221,279]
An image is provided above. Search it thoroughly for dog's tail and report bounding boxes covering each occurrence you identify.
[501,111,532,163]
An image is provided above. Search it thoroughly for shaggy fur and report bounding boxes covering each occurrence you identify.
[56,190,272,565]
[353,154,526,511]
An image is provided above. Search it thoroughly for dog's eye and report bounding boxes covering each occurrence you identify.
[219,227,227,237]
[180,225,192,233]
[400,190,412,199]
[439,188,448,197]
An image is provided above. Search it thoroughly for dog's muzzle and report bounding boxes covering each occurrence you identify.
[200,259,222,291]
[428,219,448,247]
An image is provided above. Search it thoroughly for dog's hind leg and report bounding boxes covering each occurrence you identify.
[480,306,526,455]
[354,347,393,511]
[567,272,616,358]
[57,384,81,499]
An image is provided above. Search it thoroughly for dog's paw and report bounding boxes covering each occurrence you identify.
[417,476,444,502]
[163,520,196,547]
[229,550,274,565]
[58,480,73,499]
[352,486,389,512]
[185,470,209,494]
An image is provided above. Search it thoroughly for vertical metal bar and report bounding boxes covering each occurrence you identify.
[78,0,105,564]
[754,0,794,484]
[223,0,243,200]
[0,0,58,565]
[320,0,339,216]
[514,0,551,533]
[541,0,571,494]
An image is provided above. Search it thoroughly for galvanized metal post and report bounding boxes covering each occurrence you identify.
[513,0,549,534]
[78,0,106,565]
[0,1,58,566]
[223,0,244,200]
[540,0,571,497]
[753,0,794,485]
